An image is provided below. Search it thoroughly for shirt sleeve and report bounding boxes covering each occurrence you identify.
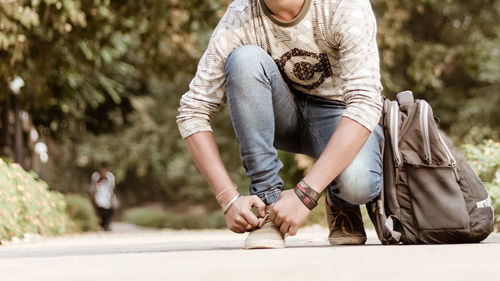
[91,172,99,186]
[329,0,383,132]
[90,172,98,196]
[176,7,245,139]
[107,172,116,190]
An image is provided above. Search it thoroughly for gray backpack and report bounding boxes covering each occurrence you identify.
[367,91,494,244]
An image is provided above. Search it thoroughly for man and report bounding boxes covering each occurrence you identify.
[90,162,117,231]
[177,0,383,249]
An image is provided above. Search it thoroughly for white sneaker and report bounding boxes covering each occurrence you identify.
[244,215,285,249]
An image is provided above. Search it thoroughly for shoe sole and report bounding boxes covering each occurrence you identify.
[244,239,285,249]
[328,236,367,246]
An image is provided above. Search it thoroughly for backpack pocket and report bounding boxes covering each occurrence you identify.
[406,166,470,230]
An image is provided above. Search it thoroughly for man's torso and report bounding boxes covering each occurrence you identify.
[216,0,369,99]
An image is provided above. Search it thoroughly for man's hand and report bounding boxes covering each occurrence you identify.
[224,195,266,233]
[269,189,310,236]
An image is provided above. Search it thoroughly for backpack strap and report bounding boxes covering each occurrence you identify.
[385,215,402,242]
[367,196,402,244]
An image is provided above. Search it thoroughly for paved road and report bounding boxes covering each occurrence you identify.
[1,223,499,281]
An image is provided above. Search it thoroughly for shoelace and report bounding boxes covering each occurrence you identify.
[331,210,354,233]
[258,214,270,228]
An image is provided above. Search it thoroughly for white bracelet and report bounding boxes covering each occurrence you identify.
[223,193,241,214]
[215,183,237,200]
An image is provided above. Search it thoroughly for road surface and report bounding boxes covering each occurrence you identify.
[1,223,499,281]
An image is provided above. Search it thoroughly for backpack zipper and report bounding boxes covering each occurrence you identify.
[390,101,401,167]
[438,132,459,181]
[420,100,457,167]
[438,133,456,166]
[419,100,432,164]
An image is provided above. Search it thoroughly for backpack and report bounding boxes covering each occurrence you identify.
[367,91,494,244]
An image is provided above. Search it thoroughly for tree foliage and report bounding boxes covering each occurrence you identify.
[1,0,498,207]
[374,0,500,141]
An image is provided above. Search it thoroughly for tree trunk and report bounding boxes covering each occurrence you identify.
[13,95,25,168]
[1,93,11,157]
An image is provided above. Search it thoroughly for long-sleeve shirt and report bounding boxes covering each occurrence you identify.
[177,0,383,139]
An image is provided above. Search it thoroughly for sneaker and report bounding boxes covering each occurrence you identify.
[326,195,367,245]
[244,214,285,249]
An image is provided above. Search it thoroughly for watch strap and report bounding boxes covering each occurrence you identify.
[297,180,321,202]
[294,185,318,210]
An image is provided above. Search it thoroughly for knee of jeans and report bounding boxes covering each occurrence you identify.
[335,166,382,205]
[225,45,271,77]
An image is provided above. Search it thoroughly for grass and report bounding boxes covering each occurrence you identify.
[123,207,226,230]
[124,198,375,231]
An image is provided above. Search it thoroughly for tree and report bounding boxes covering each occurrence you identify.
[1,0,144,168]
[1,0,87,164]
[2,0,498,208]
[374,0,500,141]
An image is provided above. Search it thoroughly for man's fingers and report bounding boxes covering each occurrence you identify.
[241,209,259,228]
[226,216,245,234]
[232,217,249,233]
[269,208,277,222]
[233,217,246,227]
[274,214,285,227]
[289,225,298,236]
[226,199,260,232]
[251,196,266,217]
[280,221,290,234]
[230,225,245,233]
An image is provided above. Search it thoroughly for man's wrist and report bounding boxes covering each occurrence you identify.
[294,180,321,210]
[217,188,240,208]
[297,180,321,202]
[223,193,241,214]
[294,186,317,210]
[301,176,323,193]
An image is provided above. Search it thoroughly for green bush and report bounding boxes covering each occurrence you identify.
[123,208,168,228]
[65,194,99,232]
[205,212,227,229]
[0,158,69,241]
[123,207,226,230]
[463,139,500,230]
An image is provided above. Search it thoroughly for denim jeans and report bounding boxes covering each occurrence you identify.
[225,45,383,207]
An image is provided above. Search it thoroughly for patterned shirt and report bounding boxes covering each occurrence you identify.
[177,0,383,139]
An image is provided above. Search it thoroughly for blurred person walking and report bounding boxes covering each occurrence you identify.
[90,162,118,231]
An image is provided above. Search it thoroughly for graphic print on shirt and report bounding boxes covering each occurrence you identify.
[275,48,333,90]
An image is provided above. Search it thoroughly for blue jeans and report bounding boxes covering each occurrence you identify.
[225,45,383,208]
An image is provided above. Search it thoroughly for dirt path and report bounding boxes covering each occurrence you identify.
[1,223,499,281]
